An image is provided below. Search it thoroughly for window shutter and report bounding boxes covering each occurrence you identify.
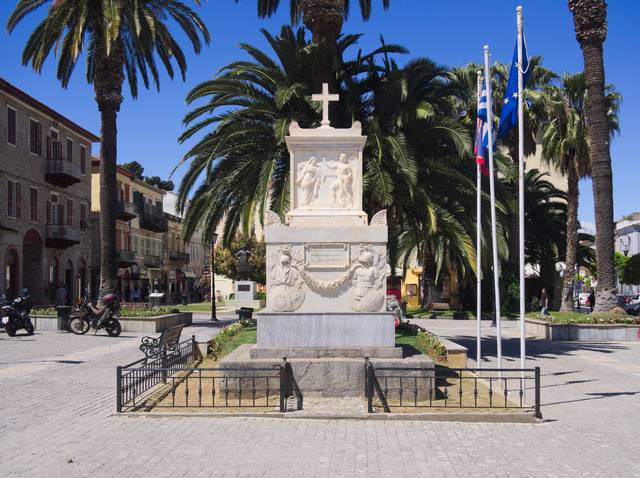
[58,204,64,225]
[16,183,21,218]
[7,181,13,216]
[7,108,16,145]
[37,123,42,155]
[47,201,51,224]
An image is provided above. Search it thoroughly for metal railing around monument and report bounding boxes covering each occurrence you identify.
[117,347,303,413]
[365,359,542,418]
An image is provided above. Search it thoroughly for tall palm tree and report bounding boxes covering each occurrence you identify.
[7,0,210,296]
[540,73,620,311]
[568,0,617,311]
[254,0,390,88]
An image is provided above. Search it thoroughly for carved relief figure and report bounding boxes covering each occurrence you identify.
[325,153,354,208]
[350,244,386,312]
[269,247,305,312]
[296,156,321,205]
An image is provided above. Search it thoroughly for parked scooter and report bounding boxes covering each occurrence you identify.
[1,288,35,336]
[68,292,122,337]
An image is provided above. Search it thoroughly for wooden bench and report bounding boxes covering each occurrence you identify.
[139,324,184,361]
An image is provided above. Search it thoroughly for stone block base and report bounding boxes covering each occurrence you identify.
[250,346,402,359]
[256,312,395,348]
[220,344,434,398]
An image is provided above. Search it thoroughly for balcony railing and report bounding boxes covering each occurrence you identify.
[45,137,81,187]
[116,250,137,266]
[44,223,81,249]
[116,201,137,220]
[138,209,168,233]
[169,252,190,263]
[143,255,162,268]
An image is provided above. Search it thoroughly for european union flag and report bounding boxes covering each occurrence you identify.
[497,39,530,139]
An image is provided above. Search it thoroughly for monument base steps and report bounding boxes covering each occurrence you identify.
[220,344,434,398]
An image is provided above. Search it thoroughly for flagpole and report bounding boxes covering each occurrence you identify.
[483,45,502,371]
[476,70,483,368]
[517,6,526,372]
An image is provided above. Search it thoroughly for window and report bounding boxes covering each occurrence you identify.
[30,187,38,222]
[80,145,86,174]
[66,138,73,163]
[7,180,21,218]
[29,119,42,155]
[6,106,16,145]
[80,203,87,231]
[48,193,60,224]
[66,199,73,226]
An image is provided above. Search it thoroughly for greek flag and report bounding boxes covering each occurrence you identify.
[474,80,490,176]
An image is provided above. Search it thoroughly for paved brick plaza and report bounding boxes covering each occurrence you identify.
[1,316,639,477]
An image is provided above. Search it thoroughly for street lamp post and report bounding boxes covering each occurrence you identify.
[210,233,219,322]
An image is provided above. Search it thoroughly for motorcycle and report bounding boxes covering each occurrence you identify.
[1,288,35,337]
[68,293,122,337]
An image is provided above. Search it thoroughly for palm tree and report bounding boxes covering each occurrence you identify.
[540,73,620,311]
[568,0,617,311]
[254,0,390,88]
[7,0,210,296]
[522,169,568,298]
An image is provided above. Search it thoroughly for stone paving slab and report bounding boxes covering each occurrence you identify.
[1,317,639,476]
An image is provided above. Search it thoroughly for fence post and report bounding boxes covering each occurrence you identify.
[534,366,542,419]
[161,349,168,384]
[365,357,373,413]
[116,366,122,413]
[191,334,199,361]
[279,357,287,413]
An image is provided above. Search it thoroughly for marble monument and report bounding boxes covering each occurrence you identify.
[221,84,433,396]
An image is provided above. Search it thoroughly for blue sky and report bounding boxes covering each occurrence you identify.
[1,0,638,223]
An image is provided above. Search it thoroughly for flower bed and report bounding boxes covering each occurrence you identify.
[207,320,256,360]
[32,306,181,318]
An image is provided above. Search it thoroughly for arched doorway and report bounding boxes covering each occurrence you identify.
[77,259,87,303]
[64,260,74,305]
[23,229,43,303]
[4,247,19,299]
[48,257,59,303]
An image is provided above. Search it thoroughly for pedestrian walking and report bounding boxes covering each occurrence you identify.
[588,290,595,312]
[540,288,550,317]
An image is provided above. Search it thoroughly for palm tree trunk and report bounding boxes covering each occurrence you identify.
[421,245,442,310]
[560,164,579,311]
[568,0,617,311]
[301,0,344,91]
[94,42,125,298]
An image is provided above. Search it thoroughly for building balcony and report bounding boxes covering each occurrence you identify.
[44,223,81,249]
[116,250,137,266]
[143,255,162,268]
[169,252,190,263]
[138,212,168,233]
[115,201,137,220]
[45,159,82,187]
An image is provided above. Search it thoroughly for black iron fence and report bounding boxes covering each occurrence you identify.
[365,359,542,418]
[117,345,303,413]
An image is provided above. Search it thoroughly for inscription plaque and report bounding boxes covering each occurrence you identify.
[238,284,251,292]
[305,243,349,269]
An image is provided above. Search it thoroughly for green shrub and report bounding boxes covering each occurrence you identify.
[207,322,246,360]
[416,330,447,361]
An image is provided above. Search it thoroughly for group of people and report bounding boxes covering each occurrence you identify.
[539,288,595,316]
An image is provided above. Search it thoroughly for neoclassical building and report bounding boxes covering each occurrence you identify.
[0,78,98,304]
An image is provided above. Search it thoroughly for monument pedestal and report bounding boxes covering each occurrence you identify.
[234,280,263,308]
[222,344,433,398]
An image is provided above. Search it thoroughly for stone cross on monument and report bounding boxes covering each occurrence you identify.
[312,83,339,128]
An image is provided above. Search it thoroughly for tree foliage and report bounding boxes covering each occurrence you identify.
[122,162,175,191]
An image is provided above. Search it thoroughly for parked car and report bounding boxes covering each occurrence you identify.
[624,301,640,316]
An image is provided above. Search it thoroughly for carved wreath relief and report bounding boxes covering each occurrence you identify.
[267,243,385,313]
[296,153,357,209]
